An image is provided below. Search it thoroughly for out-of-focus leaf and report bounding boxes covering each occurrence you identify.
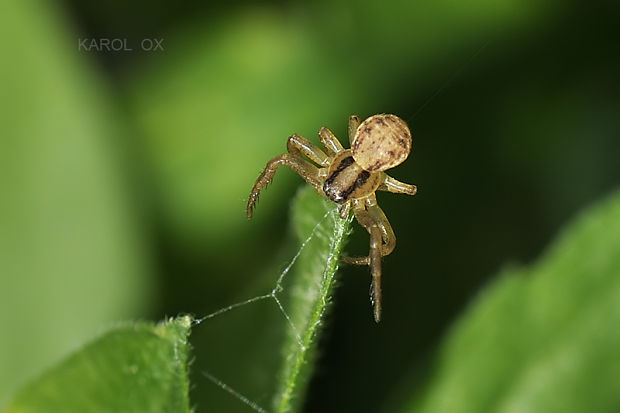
[6,317,192,413]
[402,189,620,413]
[0,0,153,405]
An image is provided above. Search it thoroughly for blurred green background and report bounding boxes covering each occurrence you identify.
[1,0,619,411]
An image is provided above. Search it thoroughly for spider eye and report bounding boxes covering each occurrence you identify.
[351,114,412,172]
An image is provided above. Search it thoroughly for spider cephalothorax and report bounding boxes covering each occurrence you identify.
[247,114,417,322]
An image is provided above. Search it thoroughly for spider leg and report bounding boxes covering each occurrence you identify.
[246,152,321,218]
[348,115,361,146]
[367,199,397,257]
[318,127,344,155]
[369,226,383,323]
[287,134,329,166]
[378,174,417,195]
[342,196,396,264]
[338,201,351,219]
[342,196,393,322]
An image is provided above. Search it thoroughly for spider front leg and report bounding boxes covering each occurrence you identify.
[343,196,396,265]
[343,196,396,322]
[247,135,326,218]
[369,226,383,322]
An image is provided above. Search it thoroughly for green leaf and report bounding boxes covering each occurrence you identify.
[187,186,351,412]
[5,316,192,413]
[272,187,352,412]
[403,189,620,413]
[0,0,153,405]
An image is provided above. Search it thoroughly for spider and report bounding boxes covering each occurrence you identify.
[247,114,417,323]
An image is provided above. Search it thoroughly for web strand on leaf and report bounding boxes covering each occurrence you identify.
[192,208,336,412]
[202,371,268,413]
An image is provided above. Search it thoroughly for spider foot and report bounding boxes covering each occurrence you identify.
[246,193,260,219]
[341,255,370,266]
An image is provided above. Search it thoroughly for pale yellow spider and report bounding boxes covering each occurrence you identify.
[247,114,417,322]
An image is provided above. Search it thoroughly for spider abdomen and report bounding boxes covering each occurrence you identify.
[352,114,412,172]
[323,150,381,203]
